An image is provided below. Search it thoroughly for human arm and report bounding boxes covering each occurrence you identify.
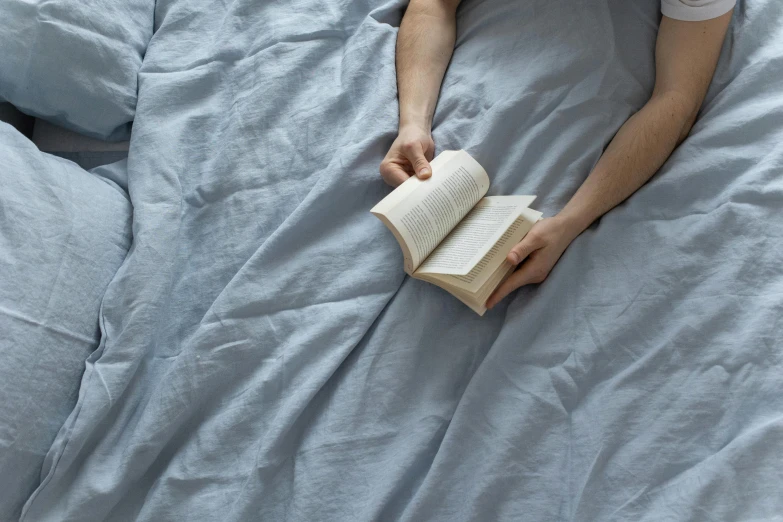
[487,11,733,309]
[379,0,461,187]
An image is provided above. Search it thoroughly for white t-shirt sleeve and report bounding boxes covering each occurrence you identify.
[661,0,736,21]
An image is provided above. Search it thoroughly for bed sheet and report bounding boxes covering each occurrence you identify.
[21,0,783,520]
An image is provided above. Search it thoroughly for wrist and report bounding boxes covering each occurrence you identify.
[399,110,432,133]
[553,210,591,241]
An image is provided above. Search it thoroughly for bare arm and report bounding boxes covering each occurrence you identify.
[556,12,733,234]
[488,11,733,309]
[379,0,460,186]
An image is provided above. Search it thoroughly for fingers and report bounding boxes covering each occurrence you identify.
[401,141,431,179]
[379,161,411,187]
[486,257,549,309]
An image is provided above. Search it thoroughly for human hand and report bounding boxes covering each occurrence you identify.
[379,124,435,187]
[486,215,582,309]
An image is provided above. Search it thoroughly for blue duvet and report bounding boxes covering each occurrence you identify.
[20,0,783,519]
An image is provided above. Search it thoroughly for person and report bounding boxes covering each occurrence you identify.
[379,0,734,309]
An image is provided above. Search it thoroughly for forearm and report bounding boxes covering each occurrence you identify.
[558,12,731,236]
[396,0,459,130]
[558,92,697,235]
[489,13,732,307]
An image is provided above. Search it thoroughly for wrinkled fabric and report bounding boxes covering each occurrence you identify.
[0,123,132,520]
[22,0,783,520]
[0,0,154,140]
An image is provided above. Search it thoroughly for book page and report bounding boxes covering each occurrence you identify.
[416,207,540,292]
[371,150,489,273]
[446,207,541,292]
[415,206,541,315]
[417,262,514,316]
[414,196,536,276]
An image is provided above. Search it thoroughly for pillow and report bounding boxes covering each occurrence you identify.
[0,0,155,140]
[0,122,132,520]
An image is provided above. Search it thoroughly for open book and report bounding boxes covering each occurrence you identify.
[372,150,541,315]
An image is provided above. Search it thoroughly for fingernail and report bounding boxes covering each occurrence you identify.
[508,252,519,264]
[419,167,431,177]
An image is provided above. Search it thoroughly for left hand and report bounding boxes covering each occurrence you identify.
[486,215,582,309]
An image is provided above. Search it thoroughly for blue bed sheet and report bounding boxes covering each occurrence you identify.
[19,0,783,520]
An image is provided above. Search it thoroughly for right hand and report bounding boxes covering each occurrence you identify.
[379,124,435,187]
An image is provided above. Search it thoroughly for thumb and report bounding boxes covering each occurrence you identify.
[507,234,540,265]
[404,142,432,179]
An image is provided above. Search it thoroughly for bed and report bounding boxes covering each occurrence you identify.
[2,0,782,520]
